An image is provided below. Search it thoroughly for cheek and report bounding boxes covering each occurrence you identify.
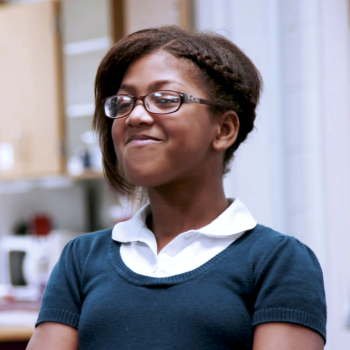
[171,118,214,151]
[162,125,214,171]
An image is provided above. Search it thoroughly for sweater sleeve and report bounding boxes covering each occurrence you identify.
[36,238,83,329]
[251,235,327,342]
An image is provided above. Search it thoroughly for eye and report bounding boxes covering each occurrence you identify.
[116,96,134,111]
[152,93,179,107]
[144,91,181,113]
[118,101,133,110]
[157,98,178,104]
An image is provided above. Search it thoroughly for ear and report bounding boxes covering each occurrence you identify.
[212,110,240,152]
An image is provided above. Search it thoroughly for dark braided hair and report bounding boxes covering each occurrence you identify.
[93,26,262,196]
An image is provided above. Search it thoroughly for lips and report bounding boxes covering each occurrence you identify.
[126,134,162,145]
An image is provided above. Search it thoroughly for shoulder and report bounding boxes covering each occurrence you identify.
[69,227,113,247]
[246,224,325,301]
[241,224,325,288]
[248,223,294,244]
[246,224,318,265]
[61,228,114,263]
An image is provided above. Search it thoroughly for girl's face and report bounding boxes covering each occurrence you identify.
[111,51,222,189]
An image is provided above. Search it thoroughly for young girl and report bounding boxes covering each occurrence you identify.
[28,26,326,350]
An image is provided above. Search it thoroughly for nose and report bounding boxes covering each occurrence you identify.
[125,100,155,127]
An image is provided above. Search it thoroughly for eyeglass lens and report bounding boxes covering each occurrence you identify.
[105,91,181,119]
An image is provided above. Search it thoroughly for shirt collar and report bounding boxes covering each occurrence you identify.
[196,198,256,236]
[112,203,151,243]
[112,198,256,243]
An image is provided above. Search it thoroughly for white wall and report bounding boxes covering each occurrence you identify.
[319,0,350,347]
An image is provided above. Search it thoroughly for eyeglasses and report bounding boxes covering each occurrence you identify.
[103,90,219,119]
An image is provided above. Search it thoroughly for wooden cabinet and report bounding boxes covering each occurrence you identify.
[0,0,192,181]
[0,1,64,180]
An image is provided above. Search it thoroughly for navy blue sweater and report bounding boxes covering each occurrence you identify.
[37,225,326,349]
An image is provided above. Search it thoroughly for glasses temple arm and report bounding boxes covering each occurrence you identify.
[185,94,218,106]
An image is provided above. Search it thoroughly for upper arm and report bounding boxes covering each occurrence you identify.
[27,322,78,350]
[253,322,324,350]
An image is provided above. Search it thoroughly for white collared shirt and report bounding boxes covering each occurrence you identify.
[112,198,257,277]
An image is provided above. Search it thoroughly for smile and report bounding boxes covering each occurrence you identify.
[126,134,162,146]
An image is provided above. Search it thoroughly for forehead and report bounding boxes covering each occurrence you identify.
[119,51,203,93]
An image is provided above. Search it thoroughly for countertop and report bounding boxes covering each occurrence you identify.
[0,325,34,342]
[0,300,39,342]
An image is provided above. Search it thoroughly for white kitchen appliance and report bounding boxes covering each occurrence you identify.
[0,230,79,301]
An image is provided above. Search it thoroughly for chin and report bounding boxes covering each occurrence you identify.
[123,167,166,188]
[126,176,165,189]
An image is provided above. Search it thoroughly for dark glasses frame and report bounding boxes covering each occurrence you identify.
[103,90,221,119]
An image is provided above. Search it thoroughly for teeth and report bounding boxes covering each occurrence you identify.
[127,137,160,144]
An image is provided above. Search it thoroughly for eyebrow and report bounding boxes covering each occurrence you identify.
[119,80,182,93]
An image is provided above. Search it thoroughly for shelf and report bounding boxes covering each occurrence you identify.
[0,171,104,193]
[64,36,112,56]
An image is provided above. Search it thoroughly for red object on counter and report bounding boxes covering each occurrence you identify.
[31,214,51,236]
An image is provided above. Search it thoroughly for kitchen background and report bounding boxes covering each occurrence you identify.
[0,0,349,349]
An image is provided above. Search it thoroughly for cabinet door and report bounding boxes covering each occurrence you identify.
[0,1,64,179]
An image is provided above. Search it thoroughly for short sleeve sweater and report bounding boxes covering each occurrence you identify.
[36,225,327,350]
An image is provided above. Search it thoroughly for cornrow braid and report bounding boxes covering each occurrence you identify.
[93,26,262,196]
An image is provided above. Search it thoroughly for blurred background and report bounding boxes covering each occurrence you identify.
[0,0,349,349]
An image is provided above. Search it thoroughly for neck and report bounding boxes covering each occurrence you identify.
[147,175,228,253]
